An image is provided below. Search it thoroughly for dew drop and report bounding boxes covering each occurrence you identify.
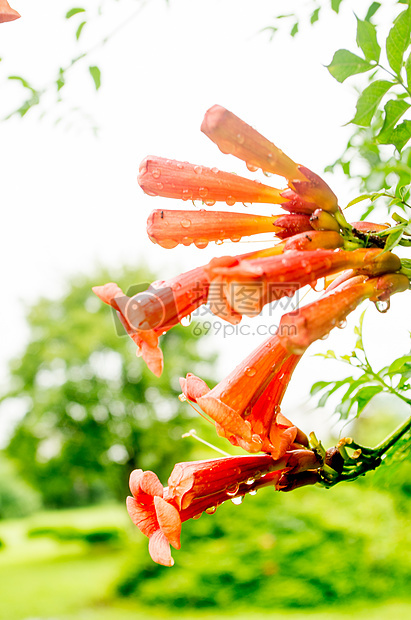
[182,189,191,201]
[320,332,330,341]
[375,299,390,313]
[249,489,257,496]
[159,239,179,249]
[205,505,217,515]
[180,218,191,228]
[226,196,236,206]
[245,366,257,377]
[152,168,161,179]
[226,483,240,497]
[246,477,255,485]
[246,162,259,172]
[251,434,263,445]
[204,199,216,207]
[194,165,203,175]
[194,238,209,249]
[180,314,192,326]
[178,393,187,402]
[231,496,244,505]
[337,319,347,329]
[267,152,273,160]
[156,182,164,190]
[230,235,241,243]
[211,167,219,174]
[145,190,158,197]
[236,133,245,145]
[177,162,184,169]
[198,187,208,198]
[192,512,202,520]
[215,239,224,245]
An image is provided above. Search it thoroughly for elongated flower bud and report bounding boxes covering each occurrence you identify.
[291,166,338,213]
[283,230,344,251]
[310,208,340,232]
[279,273,410,354]
[138,156,284,206]
[201,105,305,181]
[280,189,319,214]
[146,209,284,249]
[274,213,314,238]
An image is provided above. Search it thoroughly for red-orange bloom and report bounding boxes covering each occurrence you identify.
[279,272,410,354]
[180,335,307,458]
[127,451,321,566]
[0,0,20,22]
[93,267,209,376]
[205,248,401,319]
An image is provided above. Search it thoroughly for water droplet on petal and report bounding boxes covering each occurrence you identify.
[337,319,347,329]
[159,239,179,249]
[226,483,240,497]
[194,238,209,249]
[215,239,224,245]
[180,218,191,228]
[211,167,219,174]
[145,190,158,197]
[180,314,192,326]
[177,162,184,169]
[205,505,217,515]
[320,332,330,340]
[152,168,161,179]
[230,235,241,243]
[246,477,255,485]
[237,133,245,144]
[156,182,164,190]
[246,162,259,172]
[192,512,202,520]
[231,496,244,505]
[204,199,216,207]
[245,366,257,377]
[375,299,390,313]
[178,393,187,402]
[249,489,257,496]
[182,189,191,201]
[198,187,208,198]
[226,196,236,206]
[194,165,203,175]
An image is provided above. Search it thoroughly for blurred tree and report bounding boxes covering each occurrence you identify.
[1,265,215,508]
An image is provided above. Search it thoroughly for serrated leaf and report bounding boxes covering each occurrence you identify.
[388,119,411,151]
[331,0,343,14]
[66,8,85,19]
[89,66,101,90]
[351,80,393,126]
[310,8,320,25]
[376,99,411,143]
[345,194,373,208]
[76,21,86,40]
[356,16,380,62]
[386,8,411,75]
[327,50,372,83]
[355,385,383,415]
[365,2,381,22]
[384,226,405,252]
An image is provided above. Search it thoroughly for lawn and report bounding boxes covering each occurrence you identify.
[0,504,410,620]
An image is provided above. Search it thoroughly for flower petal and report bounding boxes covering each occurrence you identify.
[154,496,182,550]
[148,529,174,567]
[126,496,158,538]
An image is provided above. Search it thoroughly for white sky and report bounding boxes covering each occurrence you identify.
[1,0,410,439]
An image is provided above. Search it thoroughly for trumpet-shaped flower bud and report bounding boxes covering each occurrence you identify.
[273,213,314,238]
[279,273,410,354]
[279,189,319,214]
[310,209,341,233]
[127,450,321,565]
[283,230,344,251]
[138,156,284,206]
[205,248,401,318]
[146,209,284,249]
[0,0,20,22]
[93,267,210,376]
[180,335,304,457]
[201,105,305,181]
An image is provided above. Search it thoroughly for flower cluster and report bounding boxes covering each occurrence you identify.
[95,105,410,565]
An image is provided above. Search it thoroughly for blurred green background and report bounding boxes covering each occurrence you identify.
[0,266,410,620]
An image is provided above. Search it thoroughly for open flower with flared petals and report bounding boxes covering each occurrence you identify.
[0,0,20,22]
[205,248,401,319]
[127,450,321,566]
[180,335,307,457]
[93,266,210,376]
[279,272,410,354]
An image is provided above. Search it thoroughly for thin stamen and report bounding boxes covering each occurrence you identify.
[181,429,231,456]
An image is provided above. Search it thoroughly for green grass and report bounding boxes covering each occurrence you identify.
[0,504,410,620]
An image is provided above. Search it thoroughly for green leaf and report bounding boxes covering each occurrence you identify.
[8,75,35,92]
[376,99,411,143]
[66,8,86,19]
[386,8,411,75]
[290,22,299,37]
[405,51,411,90]
[365,2,381,22]
[351,80,393,126]
[384,226,405,252]
[327,50,373,83]
[310,381,332,396]
[76,21,86,40]
[345,194,373,208]
[356,16,380,62]
[388,119,411,151]
[331,0,343,14]
[56,68,65,92]
[355,385,383,415]
[387,355,411,375]
[89,66,101,90]
[310,8,320,25]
